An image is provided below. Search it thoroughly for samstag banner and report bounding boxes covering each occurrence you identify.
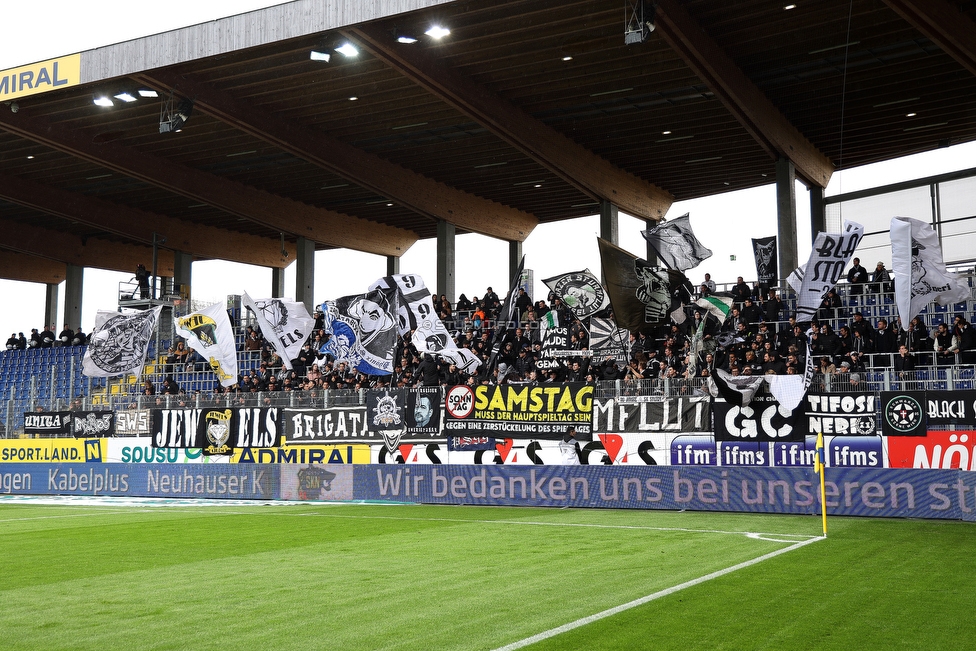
[443,383,594,440]
[591,397,710,433]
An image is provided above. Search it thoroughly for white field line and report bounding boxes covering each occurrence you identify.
[491,536,824,651]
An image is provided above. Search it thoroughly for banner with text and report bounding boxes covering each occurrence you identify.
[443,383,594,440]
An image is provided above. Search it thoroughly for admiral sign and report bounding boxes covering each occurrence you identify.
[805,393,877,436]
[443,383,594,440]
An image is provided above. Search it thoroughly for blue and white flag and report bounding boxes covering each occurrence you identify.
[320,289,399,375]
[82,306,162,379]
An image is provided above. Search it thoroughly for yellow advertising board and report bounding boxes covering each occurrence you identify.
[232,443,371,464]
[0,54,81,102]
[0,438,102,463]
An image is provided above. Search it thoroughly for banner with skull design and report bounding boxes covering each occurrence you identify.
[83,306,162,379]
[751,236,778,285]
[242,293,315,371]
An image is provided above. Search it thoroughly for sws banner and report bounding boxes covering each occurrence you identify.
[712,391,804,442]
[114,410,151,436]
[804,393,877,436]
[443,383,594,440]
[152,408,281,454]
[591,397,710,433]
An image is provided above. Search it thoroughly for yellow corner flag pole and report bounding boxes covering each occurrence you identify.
[814,432,827,537]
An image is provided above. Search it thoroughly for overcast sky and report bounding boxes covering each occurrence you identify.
[2,1,975,339]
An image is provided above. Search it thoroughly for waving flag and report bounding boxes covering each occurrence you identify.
[543,269,609,319]
[486,255,525,373]
[83,306,162,379]
[320,289,399,375]
[369,274,481,373]
[175,301,238,387]
[641,213,712,271]
[891,216,970,326]
[795,220,864,322]
[599,238,687,333]
[242,293,314,371]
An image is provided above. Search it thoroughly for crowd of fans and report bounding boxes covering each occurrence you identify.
[7,259,976,400]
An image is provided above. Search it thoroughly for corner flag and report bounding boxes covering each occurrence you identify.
[815,432,827,537]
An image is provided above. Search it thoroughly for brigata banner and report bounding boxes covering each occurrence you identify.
[925,390,976,426]
[443,383,594,440]
[804,393,877,436]
[712,390,805,443]
[591,397,710,433]
[152,408,281,454]
[282,407,373,444]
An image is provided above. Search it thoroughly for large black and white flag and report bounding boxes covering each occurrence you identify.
[543,269,609,319]
[320,289,399,375]
[369,274,481,373]
[242,293,314,370]
[891,216,970,326]
[486,255,525,373]
[83,306,162,379]
[751,236,778,285]
[598,238,687,333]
[174,301,238,387]
[641,213,712,271]
[795,220,864,322]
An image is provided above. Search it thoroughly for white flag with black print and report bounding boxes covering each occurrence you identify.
[82,306,162,379]
[891,216,970,327]
[641,213,712,271]
[542,269,609,319]
[795,220,864,322]
[174,301,239,387]
[369,274,481,373]
[242,293,314,371]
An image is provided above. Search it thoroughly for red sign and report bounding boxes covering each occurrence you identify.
[888,430,976,470]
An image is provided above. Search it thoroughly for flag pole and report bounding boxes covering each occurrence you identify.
[815,431,828,537]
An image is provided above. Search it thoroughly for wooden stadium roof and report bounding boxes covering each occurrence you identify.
[1,0,975,279]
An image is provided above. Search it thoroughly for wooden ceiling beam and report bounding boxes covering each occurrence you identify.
[134,70,538,242]
[0,172,293,268]
[344,24,674,222]
[0,219,175,276]
[882,0,976,77]
[0,250,67,285]
[0,112,417,257]
[653,0,834,188]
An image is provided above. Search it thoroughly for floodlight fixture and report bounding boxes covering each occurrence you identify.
[159,94,194,133]
[425,25,450,39]
[114,92,137,103]
[335,43,359,57]
[138,89,159,98]
[93,96,114,107]
[624,1,655,45]
[397,35,418,44]
[310,50,331,62]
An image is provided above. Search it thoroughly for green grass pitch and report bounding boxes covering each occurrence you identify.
[0,500,972,650]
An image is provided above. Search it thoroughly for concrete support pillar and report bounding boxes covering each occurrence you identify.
[509,240,522,286]
[775,158,799,282]
[387,255,400,277]
[271,267,286,299]
[644,219,658,265]
[599,200,619,245]
[295,237,315,314]
[436,220,456,304]
[44,283,59,330]
[62,265,83,331]
[809,184,826,240]
[173,251,192,301]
